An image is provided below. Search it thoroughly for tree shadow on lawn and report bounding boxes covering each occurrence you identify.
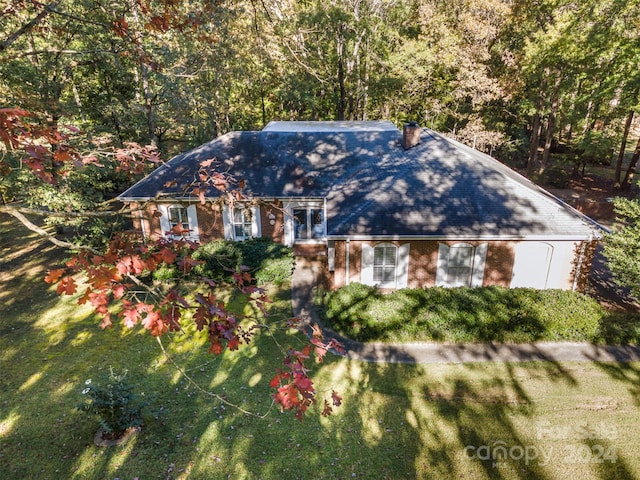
[249,356,578,480]
[3,215,639,479]
[324,285,551,343]
[3,287,640,479]
[323,283,640,345]
[0,216,68,325]
[1,258,310,477]
[588,361,640,407]
[414,360,572,479]
[573,356,640,479]
[0,284,184,478]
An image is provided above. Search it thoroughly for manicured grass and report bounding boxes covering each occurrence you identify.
[2,214,640,479]
[318,283,640,344]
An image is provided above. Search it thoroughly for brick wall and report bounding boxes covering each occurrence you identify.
[482,241,516,287]
[195,203,224,242]
[259,201,285,243]
[331,239,519,290]
[129,203,585,292]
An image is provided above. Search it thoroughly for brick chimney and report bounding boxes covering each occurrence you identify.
[402,121,421,150]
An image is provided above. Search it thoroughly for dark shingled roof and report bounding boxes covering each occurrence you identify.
[119,122,602,240]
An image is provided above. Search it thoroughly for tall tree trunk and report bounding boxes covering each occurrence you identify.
[130,0,158,147]
[565,78,582,144]
[336,55,346,120]
[615,110,635,188]
[335,27,346,121]
[539,75,562,174]
[260,89,267,127]
[621,137,640,191]
[527,97,543,176]
[582,97,595,137]
[540,113,554,174]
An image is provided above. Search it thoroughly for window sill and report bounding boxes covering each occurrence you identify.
[294,239,326,245]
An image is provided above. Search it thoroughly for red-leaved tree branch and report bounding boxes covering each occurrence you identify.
[0,108,343,419]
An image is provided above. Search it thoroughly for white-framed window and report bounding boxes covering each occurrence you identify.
[168,205,189,231]
[293,207,324,240]
[222,204,261,241]
[158,204,200,241]
[283,201,325,246]
[373,244,397,286]
[361,242,410,289]
[436,242,487,287]
[233,208,253,240]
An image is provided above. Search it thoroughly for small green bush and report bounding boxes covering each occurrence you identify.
[77,368,146,436]
[253,256,293,285]
[192,240,243,281]
[156,238,295,285]
[237,238,294,285]
[318,284,635,344]
[152,263,179,281]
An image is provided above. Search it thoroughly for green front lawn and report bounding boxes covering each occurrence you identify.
[2,214,640,479]
[317,283,640,344]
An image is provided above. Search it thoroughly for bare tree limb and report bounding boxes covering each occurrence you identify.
[2,49,120,60]
[0,202,129,219]
[40,2,111,29]
[1,0,116,55]
[155,336,274,418]
[0,1,61,53]
[0,204,101,254]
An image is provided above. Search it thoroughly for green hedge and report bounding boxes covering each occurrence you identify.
[154,237,294,286]
[318,283,640,344]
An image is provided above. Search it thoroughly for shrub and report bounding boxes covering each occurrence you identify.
[237,238,294,285]
[77,368,146,437]
[253,256,294,285]
[152,238,294,285]
[192,239,244,281]
[318,284,628,343]
[152,263,179,281]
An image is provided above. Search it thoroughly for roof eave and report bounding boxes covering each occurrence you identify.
[326,232,603,241]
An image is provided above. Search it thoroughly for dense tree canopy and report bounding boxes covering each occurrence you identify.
[2,0,638,165]
[603,195,640,300]
[2,0,640,412]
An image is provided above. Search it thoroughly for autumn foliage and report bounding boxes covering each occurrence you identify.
[43,233,344,418]
[2,108,343,419]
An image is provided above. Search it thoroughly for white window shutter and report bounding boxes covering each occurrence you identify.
[328,240,335,271]
[250,206,262,238]
[436,243,450,286]
[361,243,374,286]
[471,243,488,287]
[138,208,148,240]
[158,205,171,238]
[396,243,410,289]
[186,205,200,241]
[222,205,234,240]
[283,205,294,247]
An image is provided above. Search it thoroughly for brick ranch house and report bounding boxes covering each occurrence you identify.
[118,121,604,291]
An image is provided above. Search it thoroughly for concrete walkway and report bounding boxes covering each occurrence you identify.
[291,257,640,364]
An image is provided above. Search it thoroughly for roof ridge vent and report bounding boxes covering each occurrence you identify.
[402,121,421,150]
